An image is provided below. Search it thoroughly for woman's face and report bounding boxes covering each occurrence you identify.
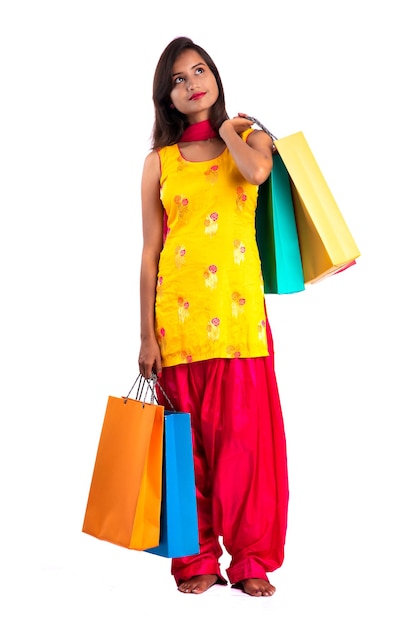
[170,49,219,123]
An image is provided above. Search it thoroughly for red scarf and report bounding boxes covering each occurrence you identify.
[180,119,217,142]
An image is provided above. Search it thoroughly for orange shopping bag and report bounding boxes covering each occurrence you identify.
[82,375,164,551]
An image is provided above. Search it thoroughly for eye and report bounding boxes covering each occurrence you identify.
[195,67,204,75]
[173,76,184,85]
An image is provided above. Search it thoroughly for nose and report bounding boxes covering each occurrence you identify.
[186,77,197,91]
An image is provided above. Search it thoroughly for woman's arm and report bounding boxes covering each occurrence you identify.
[218,115,274,185]
[138,150,164,379]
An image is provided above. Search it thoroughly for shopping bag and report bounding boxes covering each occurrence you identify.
[82,375,164,551]
[146,409,199,558]
[247,116,360,286]
[256,152,305,294]
[274,131,360,284]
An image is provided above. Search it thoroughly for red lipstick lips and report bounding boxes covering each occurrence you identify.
[190,92,205,101]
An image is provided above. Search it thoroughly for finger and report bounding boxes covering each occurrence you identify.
[138,357,151,379]
[153,360,163,379]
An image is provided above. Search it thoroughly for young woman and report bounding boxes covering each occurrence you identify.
[138,36,289,597]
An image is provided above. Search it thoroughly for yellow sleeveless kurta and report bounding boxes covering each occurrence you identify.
[155,131,268,367]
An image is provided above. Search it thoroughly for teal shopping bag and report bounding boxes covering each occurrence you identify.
[256,151,305,295]
[146,410,199,558]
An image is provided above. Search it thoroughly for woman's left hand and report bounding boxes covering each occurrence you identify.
[220,114,254,136]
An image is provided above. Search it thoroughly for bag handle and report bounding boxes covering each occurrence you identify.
[124,373,176,411]
[242,115,278,142]
[124,373,153,405]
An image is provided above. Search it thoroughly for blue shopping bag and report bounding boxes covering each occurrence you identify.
[256,151,305,295]
[146,410,199,558]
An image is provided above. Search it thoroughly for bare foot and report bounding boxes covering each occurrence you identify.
[178,574,219,594]
[239,578,276,597]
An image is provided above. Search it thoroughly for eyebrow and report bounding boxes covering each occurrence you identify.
[172,62,206,78]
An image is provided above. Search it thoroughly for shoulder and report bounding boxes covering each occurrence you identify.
[144,149,160,167]
[245,128,274,152]
[141,149,162,186]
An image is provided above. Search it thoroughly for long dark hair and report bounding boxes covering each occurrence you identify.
[151,36,228,149]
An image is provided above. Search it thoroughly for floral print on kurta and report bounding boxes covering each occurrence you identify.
[204,265,218,289]
[233,239,246,264]
[156,129,268,367]
[204,212,218,236]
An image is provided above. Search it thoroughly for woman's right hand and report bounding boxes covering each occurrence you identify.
[138,335,162,380]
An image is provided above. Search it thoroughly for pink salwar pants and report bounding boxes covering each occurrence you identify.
[158,317,289,586]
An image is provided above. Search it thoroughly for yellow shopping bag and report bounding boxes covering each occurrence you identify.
[274,131,360,284]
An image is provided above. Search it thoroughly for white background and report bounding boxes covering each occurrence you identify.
[1,1,417,624]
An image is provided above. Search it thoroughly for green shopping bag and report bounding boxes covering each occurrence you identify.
[256,151,305,294]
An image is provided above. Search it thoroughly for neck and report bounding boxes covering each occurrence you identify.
[180,119,217,142]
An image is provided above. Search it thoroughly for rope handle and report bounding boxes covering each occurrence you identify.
[242,115,278,142]
[124,373,176,411]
